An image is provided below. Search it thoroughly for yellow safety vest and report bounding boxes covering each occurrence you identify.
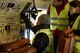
[72,15,80,53]
[50,3,69,31]
[32,29,54,53]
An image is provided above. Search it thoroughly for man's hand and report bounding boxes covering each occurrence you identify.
[65,29,73,34]
[64,29,74,37]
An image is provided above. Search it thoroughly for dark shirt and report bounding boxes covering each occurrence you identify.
[31,24,50,53]
[68,12,80,35]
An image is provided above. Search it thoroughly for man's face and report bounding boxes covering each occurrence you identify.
[53,0,62,6]
[69,6,78,15]
[53,0,58,4]
[53,0,59,6]
[36,19,42,25]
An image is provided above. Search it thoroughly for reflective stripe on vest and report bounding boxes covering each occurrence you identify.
[50,3,69,31]
[33,29,54,53]
[51,17,68,26]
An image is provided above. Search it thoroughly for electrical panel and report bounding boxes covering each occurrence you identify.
[0,0,30,43]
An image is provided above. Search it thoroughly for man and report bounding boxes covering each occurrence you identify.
[65,1,80,53]
[47,0,69,53]
[21,14,54,53]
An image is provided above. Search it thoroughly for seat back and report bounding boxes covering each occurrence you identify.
[57,32,76,53]
[0,39,37,53]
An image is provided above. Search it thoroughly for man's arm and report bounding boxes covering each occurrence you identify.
[20,12,35,31]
